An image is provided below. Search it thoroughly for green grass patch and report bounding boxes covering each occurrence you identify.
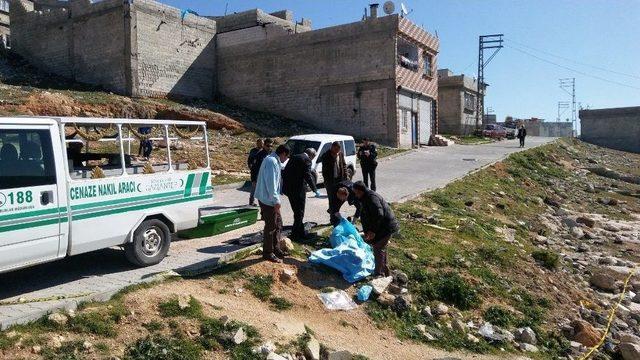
[42,340,86,360]
[124,335,203,360]
[532,249,560,270]
[412,270,481,310]
[483,306,515,327]
[142,320,164,333]
[158,296,204,319]
[199,317,262,351]
[269,296,293,311]
[246,275,274,301]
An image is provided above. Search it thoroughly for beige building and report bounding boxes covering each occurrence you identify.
[437,69,483,135]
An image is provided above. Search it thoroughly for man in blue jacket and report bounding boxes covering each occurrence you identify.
[255,145,291,263]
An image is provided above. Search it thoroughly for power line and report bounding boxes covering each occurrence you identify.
[505,38,640,80]
[504,44,640,91]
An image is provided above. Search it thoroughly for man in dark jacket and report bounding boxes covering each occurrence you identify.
[320,141,348,224]
[334,180,362,225]
[353,181,399,277]
[357,138,378,191]
[282,148,320,239]
[517,125,527,148]
[250,138,273,205]
[247,138,264,206]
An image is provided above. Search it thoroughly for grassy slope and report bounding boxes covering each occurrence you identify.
[365,138,640,359]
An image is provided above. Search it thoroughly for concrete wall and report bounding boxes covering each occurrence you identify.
[217,15,400,146]
[580,107,640,153]
[437,74,478,136]
[132,0,216,99]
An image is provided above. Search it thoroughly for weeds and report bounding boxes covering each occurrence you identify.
[532,249,560,270]
[143,320,164,333]
[124,335,203,360]
[42,340,85,360]
[158,296,204,319]
[199,317,261,351]
[269,297,293,311]
[483,306,515,327]
[246,275,274,301]
[413,270,481,310]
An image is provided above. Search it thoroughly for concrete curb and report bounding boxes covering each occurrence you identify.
[0,243,262,330]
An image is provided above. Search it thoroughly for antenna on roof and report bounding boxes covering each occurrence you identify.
[400,3,412,17]
[224,2,228,16]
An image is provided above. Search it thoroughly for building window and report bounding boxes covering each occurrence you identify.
[464,92,475,112]
[397,38,419,71]
[0,0,9,12]
[401,109,409,133]
[423,52,433,77]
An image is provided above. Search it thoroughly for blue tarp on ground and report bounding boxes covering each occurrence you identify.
[308,218,375,283]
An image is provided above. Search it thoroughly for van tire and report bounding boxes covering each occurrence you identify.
[125,219,171,267]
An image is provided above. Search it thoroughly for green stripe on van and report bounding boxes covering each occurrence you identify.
[71,191,183,211]
[73,193,211,221]
[184,174,195,197]
[199,172,210,195]
[0,216,68,234]
[0,207,68,222]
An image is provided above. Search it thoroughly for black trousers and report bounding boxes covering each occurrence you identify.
[368,233,391,277]
[288,191,307,238]
[519,137,526,147]
[362,166,377,191]
[259,201,282,256]
[326,182,341,225]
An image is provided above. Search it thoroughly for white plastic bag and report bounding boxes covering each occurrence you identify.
[317,290,357,311]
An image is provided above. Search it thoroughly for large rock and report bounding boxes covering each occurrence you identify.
[620,342,640,360]
[514,327,537,345]
[434,303,449,316]
[452,319,467,333]
[576,216,596,228]
[232,328,247,345]
[267,353,288,360]
[590,273,618,292]
[370,276,393,295]
[377,293,396,307]
[478,323,514,343]
[327,350,353,360]
[282,237,295,252]
[391,294,413,314]
[571,320,601,347]
[305,336,321,360]
[519,343,539,352]
[47,313,68,326]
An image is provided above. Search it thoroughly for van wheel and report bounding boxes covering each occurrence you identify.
[125,219,171,267]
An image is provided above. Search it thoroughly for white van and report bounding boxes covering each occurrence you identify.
[0,117,212,273]
[284,134,357,185]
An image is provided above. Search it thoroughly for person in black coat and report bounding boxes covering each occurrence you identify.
[353,181,399,277]
[333,180,362,225]
[517,125,527,148]
[357,138,378,191]
[320,141,348,224]
[250,138,273,204]
[247,138,264,206]
[282,148,319,239]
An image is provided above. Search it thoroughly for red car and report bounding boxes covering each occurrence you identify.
[481,124,507,139]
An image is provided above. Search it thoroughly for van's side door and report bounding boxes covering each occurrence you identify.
[0,124,64,272]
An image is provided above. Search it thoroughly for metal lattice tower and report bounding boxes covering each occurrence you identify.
[559,78,576,136]
[476,34,504,129]
[557,101,570,122]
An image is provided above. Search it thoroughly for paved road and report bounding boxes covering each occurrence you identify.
[0,137,554,329]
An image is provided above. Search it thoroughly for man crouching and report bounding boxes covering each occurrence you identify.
[352,181,399,277]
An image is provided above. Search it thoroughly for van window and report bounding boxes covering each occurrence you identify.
[167,125,208,170]
[0,129,56,190]
[344,140,356,156]
[66,124,124,179]
[318,143,332,158]
[284,140,321,155]
[122,125,170,175]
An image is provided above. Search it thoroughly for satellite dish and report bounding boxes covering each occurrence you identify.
[383,1,395,15]
[400,3,409,16]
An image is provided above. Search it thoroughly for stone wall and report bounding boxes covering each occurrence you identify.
[217,15,400,145]
[580,107,640,153]
[131,0,216,99]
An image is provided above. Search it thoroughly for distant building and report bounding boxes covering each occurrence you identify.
[580,106,640,153]
[483,114,497,124]
[437,69,482,135]
[517,118,573,137]
[0,0,10,47]
[10,0,438,147]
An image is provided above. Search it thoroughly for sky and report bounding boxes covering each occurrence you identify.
[164,0,640,125]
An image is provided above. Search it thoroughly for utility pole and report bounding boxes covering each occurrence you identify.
[559,78,576,136]
[476,34,504,129]
[557,101,570,122]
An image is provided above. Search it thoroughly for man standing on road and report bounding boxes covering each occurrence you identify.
[247,138,264,206]
[282,148,321,240]
[517,125,527,148]
[321,141,347,224]
[250,138,273,206]
[357,138,378,191]
[255,145,290,263]
[353,181,399,277]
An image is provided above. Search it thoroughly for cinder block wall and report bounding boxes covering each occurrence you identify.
[10,0,74,78]
[580,107,640,153]
[131,0,216,100]
[217,16,399,146]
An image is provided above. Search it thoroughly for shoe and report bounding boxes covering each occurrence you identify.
[274,251,289,259]
[263,253,283,263]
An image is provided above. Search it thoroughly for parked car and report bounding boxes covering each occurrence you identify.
[481,124,507,139]
[284,134,357,186]
[504,126,517,139]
